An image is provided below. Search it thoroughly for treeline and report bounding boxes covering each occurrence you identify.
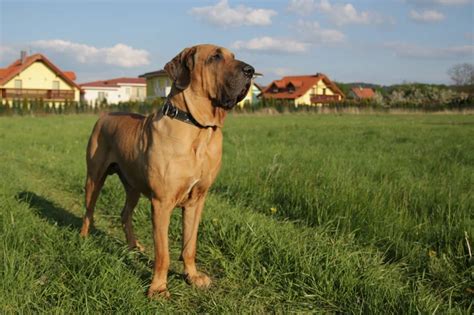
[0,98,165,116]
[335,82,474,110]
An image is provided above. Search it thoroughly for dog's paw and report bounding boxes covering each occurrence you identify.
[147,287,170,300]
[134,241,145,252]
[185,272,211,289]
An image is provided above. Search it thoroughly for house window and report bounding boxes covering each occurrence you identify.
[323,88,327,95]
[126,87,131,95]
[98,92,106,101]
[14,79,22,89]
[52,80,60,90]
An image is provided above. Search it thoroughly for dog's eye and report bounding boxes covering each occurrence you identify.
[211,53,222,62]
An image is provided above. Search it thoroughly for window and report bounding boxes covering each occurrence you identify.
[98,92,106,101]
[14,79,22,89]
[52,80,60,90]
[323,88,327,95]
[287,84,295,93]
[126,87,131,95]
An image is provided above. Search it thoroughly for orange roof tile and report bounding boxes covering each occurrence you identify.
[79,77,146,88]
[350,87,375,99]
[63,71,76,81]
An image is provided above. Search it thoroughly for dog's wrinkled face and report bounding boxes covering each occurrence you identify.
[165,44,254,110]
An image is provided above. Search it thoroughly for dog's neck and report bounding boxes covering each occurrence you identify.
[166,87,227,128]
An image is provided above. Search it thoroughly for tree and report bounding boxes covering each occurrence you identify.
[447,63,474,86]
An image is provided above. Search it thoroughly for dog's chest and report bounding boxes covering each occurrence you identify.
[151,127,222,206]
[178,137,216,204]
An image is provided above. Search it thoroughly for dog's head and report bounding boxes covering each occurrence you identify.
[165,44,254,127]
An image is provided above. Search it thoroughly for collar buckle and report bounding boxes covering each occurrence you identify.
[163,101,179,118]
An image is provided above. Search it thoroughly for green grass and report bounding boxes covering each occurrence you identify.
[0,113,472,313]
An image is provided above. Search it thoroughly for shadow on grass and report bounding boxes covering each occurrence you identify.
[17,190,86,231]
[14,190,165,286]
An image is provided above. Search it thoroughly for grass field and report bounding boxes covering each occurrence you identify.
[0,113,473,313]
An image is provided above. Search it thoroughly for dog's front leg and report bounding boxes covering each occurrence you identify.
[181,195,211,288]
[148,198,174,299]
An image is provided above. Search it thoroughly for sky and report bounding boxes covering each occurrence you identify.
[0,0,473,86]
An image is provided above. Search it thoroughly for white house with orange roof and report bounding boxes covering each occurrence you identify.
[0,51,82,103]
[262,73,345,106]
[80,77,146,105]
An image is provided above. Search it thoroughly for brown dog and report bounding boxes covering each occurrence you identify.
[79,44,254,298]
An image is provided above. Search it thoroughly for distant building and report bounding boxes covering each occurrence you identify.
[139,70,171,100]
[262,73,344,106]
[80,77,146,105]
[0,51,82,103]
[348,87,375,100]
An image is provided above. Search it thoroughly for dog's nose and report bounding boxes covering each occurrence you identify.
[242,64,255,78]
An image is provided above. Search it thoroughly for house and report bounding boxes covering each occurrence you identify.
[80,77,146,105]
[0,51,81,103]
[262,73,344,106]
[139,70,172,100]
[348,87,375,100]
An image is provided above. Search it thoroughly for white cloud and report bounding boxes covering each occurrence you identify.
[31,39,150,68]
[384,41,474,58]
[231,37,308,54]
[409,9,445,22]
[288,0,394,26]
[435,0,471,4]
[406,0,471,5]
[296,20,346,44]
[190,0,277,27]
[288,0,319,15]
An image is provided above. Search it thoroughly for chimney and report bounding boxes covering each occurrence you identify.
[20,50,27,64]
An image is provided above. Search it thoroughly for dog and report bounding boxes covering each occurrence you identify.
[79,44,254,298]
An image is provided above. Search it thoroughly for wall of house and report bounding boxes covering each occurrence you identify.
[82,87,119,104]
[3,61,80,101]
[145,76,172,99]
[82,84,146,104]
[296,80,337,106]
[117,84,146,102]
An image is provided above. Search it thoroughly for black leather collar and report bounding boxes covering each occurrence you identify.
[161,99,206,129]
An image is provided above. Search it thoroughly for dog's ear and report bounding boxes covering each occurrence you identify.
[164,47,197,90]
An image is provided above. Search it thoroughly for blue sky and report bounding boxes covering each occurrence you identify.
[1,0,473,86]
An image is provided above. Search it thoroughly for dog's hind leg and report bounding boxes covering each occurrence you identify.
[80,168,107,237]
[121,189,144,251]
